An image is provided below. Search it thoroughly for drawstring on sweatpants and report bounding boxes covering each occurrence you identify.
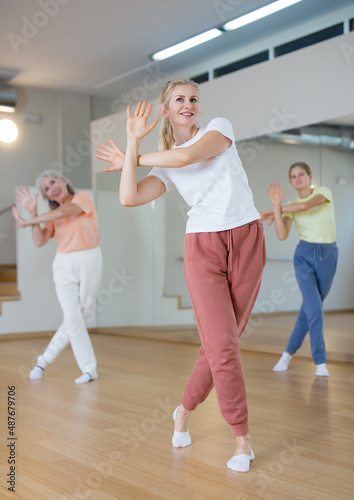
[227,229,233,272]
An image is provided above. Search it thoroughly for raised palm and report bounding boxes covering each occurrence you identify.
[97,102,158,171]
[15,186,38,215]
[96,139,126,171]
[267,183,284,207]
[126,101,158,140]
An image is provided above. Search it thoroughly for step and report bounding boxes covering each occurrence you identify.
[0,265,19,316]
[0,282,19,297]
[0,269,17,282]
[0,265,17,282]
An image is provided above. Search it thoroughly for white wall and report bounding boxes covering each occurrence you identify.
[198,32,354,140]
[0,210,15,265]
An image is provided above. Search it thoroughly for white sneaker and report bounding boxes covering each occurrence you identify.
[29,366,44,379]
[315,363,329,377]
[273,352,292,372]
[29,355,47,379]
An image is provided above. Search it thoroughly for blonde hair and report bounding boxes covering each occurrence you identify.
[158,79,200,151]
[36,169,75,210]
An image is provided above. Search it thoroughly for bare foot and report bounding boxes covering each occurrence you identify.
[234,433,252,456]
[172,405,192,447]
[174,405,190,432]
[227,435,254,472]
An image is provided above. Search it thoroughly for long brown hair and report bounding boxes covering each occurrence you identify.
[158,79,200,151]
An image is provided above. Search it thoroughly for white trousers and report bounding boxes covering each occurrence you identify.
[42,247,102,374]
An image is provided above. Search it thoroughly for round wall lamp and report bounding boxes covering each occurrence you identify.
[0,119,18,143]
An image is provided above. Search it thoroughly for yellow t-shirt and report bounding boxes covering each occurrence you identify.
[43,191,99,253]
[283,186,336,243]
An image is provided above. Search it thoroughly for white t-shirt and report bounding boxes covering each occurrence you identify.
[148,117,260,233]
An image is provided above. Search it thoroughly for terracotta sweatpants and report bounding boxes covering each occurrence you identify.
[182,221,266,436]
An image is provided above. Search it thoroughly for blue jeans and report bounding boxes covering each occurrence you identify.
[286,241,338,365]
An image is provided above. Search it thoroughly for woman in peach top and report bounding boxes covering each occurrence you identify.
[12,170,102,384]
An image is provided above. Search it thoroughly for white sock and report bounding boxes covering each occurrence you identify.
[227,449,255,473]
[29,355,47,380]
[75,371,98,384]
[273,352,292,372]
[172,407,192,448]
[315,363,329,377]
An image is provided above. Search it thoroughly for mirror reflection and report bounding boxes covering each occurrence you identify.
[162,115,354,353]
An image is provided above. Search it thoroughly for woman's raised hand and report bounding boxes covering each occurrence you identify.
[127,101,158,141]
[14,186,38,215]
[96,102,158,172]
[96,139,126,172]
[267,183,284,207]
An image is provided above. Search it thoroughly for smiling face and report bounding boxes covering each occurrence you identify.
[289,165,312,191]
[40,176,70,204]
[163,84,200,128]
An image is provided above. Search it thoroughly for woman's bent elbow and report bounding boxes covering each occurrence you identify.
[120,196,137,207]
[34,240,45,248]
[180,150,195,166]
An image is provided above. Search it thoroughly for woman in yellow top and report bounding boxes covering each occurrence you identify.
[262,162,338,376]
[12,170,102,384]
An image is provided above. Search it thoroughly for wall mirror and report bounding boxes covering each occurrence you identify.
[163,114,354,314]
[93,111,353,364]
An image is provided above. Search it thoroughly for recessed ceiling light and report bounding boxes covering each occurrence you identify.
[223,0,303,31]
[152,28,223,61]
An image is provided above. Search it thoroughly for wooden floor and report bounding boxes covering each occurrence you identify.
[97,310,354,363]
[239,310,354,362]
[0,332,354,499]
